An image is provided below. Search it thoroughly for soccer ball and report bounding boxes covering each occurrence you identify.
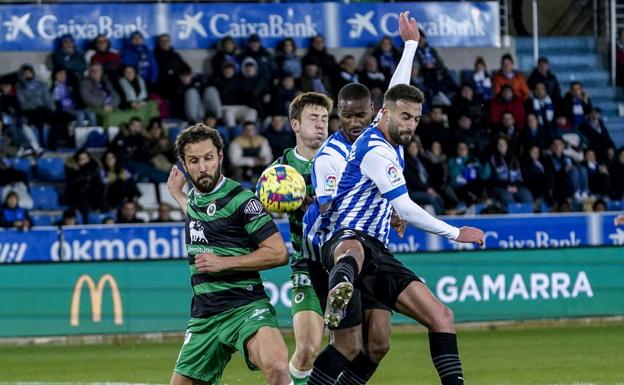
[256,164,306,213]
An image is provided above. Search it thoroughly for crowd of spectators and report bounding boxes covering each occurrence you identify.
[1,30,623,228]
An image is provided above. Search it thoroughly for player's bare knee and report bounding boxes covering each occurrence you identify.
[431,305,455,332]
[367,336,390,363]
[295,343,319,366]
[332,340,361,361]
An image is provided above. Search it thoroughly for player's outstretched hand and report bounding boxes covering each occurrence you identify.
[391,211,408,238]
[195,253,227,273]
[399,11,420,42]
[615,214,624,226]
[456,226,485,247]
[167,165,186,196]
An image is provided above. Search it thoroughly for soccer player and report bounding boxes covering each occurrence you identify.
[167,124,293,385]
[307,84,484,385]
[302,11,419,385]
[269,92,333,385]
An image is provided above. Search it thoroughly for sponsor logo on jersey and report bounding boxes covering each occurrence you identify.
[324,174,337,193]
[206,202,216,216]
[189,221,208,243]
[386,164,402,186]
[245,199,265,215]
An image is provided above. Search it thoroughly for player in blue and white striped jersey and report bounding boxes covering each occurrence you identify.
[306,85,485,385]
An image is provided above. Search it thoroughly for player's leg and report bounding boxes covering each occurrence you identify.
[308,324,363,385]
[396,281,464,385]
[169,372,210,385]
[246,326,291,385]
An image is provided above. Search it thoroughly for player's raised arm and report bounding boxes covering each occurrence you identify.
[388,11,420,88]
[167,165,188,215]
[360,145,484,245]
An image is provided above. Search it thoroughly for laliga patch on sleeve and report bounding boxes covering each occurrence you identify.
[386,164,402,186]
[324,174,338,193]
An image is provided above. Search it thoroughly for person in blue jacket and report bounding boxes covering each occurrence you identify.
[121,31,158,88]
[0,191,31,230]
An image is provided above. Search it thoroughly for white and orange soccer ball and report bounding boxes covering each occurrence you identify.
[256,164,306,213]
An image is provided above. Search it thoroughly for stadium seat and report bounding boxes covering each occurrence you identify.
[31,214,57,227]
[136,210,151,223]
[607,200,624,211]
[460,69,475,84]
[168,126,181,144]
[107,126,120,143]
[507,203,533,214]
[137,182,159,210]
[8,158,33,179]
[75,126,108,149]
[87,211,115,225]
[158,182,188,208]
[31,185,60,210]
[36,157,65,182]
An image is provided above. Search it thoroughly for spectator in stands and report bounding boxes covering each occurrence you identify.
[472,56,493,101]
[489,136,533,206]
[452,82,485,127]
[559,81,592,129]
[211,62,258,129]
[16,64,71,150]
[421,140,460,212]
[521,113,550,154]
[65,149,107,223]
[544,137,577,206]
[240,34,276,84]
[584,149,611,197]
[101,150,140,209]
[51,68,97,127]
[328,114,340,134]
[263,115,294,159]
[1,77,43,157]
[490,84,526,129]
[404,138,445,214]
[448,141,491,205]
[116,200,144,224]
[302,35,338,81]
[52,34,87,87]
[152,203,174,223]
[108,118,167,183]
[118,65,159,122]
[372,36,401,80]
[86,34,122,80]
[493,53,530,101]
[609,148,624,200]
[409,64,433,114]
[211,36,240,76]
[525,81,555,129]
[241,57,271,120]
[272,75,300,117]
[147,118,175,172]
[521,145,548,203]
[334,55,359,92]
[359,55,387,110]
[580,107,616,164]
[154,33,189,99]
[80,63,121,126]
[300,57,333,96]
[55,208,78,227]
[419,106,452,155]
[495,111,522,155]
[416,30,456,104]
[228,121,273,182]
[551,114,589,169]
[275,38,302,79]
[527,57,562,101]
[121,32,157,88]
[173,64,221,123]
[452,114,490,156]
[617,29,624,89]
[0,191,30,230]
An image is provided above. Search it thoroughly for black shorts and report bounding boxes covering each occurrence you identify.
[322,228,421,313]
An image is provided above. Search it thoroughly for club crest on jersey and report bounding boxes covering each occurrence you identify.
[245,199,264,215]
[189,221,208,243]
[386,164,401,186]
[206,202,217,216]
[325,174,337,193]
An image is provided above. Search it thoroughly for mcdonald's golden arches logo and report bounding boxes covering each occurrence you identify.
[70,274,123,326]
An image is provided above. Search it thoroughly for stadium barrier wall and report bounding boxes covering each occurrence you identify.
[0,212,622,264]
[0,247,622,337]
[0,2,500,51]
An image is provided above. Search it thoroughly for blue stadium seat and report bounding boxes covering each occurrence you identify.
[31,214,55,227]
[460,69,474,84]
[168,126,181,144]
[31,185,60,210]
[8,158,33,178]
[36,157,65,182]
[540,202,551,213]
[607,200,624,211]
[507,203,533,214]
[87,211,115,225]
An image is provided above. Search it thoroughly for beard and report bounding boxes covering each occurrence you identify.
[389,123,413,146]
[190,167,222,193]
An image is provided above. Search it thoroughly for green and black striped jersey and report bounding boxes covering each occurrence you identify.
[185,177,278,318]
[272,148,314,272]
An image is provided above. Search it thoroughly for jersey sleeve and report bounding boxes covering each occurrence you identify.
[360,144,408,201]
[237,192,279,246]
[313,154,342,205]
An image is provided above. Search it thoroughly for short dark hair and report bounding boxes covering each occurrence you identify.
[338,83,371,104]
[501,53,514,63]
[570,81,582,88]
[289,92,334,122]
[175,123,224,161]
[383,84,425,105]
[129,116,142,125]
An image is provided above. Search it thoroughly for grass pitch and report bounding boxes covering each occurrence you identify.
[0,322,623,385]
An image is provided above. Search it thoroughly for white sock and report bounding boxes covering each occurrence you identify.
[289,359,312,379]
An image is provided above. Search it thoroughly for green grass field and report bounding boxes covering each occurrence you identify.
[1,323,623,385]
